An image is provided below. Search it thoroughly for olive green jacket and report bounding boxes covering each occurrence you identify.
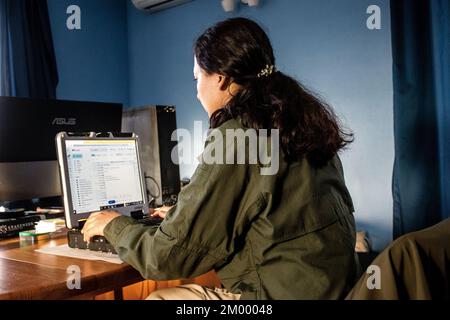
[104,118,360,300]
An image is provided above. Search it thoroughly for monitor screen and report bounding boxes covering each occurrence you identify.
[65,139,145,215]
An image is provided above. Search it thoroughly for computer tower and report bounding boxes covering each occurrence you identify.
[122,106,180,207]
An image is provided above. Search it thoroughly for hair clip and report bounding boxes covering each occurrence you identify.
[257,64,275,78]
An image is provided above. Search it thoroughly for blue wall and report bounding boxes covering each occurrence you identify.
[47,0,129,105]
[126,0,394,251]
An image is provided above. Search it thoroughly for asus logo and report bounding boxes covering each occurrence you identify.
[52,118,77,126]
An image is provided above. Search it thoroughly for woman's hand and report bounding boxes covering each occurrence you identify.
[81,211,122,242]
[149,206,173,219]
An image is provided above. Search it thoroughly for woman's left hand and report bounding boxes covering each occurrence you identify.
[81,211,121,243]
[149,205,173,219]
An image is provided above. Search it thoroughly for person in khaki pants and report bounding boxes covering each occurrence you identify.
[81,18,360,300]
[347,219,450,300]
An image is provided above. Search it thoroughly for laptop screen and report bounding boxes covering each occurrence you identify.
[65,139,145,215]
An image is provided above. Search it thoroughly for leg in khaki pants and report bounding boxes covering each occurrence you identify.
[146,284,241,300]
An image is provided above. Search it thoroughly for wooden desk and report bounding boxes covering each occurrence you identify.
[0,232,221,300]
[0,233,144,300]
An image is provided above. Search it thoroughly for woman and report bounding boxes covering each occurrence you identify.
[82,18,360,300]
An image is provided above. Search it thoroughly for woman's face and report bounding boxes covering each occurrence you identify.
[193,57,229,117]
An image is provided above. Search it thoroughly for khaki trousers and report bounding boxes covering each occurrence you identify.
[146,284,241,300]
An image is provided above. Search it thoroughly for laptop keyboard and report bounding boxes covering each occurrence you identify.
[68,216,163,254]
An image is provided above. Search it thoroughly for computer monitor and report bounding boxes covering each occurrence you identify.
[0,96,122,205]
[56,132,148,229]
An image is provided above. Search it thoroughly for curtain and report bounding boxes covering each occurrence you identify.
[0,0,58,98]
[391,0,450,238]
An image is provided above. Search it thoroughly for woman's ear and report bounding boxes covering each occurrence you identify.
[217,75,224,87]
[218,75,231,91]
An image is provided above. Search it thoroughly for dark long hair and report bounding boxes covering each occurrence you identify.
[194,18,353,167]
